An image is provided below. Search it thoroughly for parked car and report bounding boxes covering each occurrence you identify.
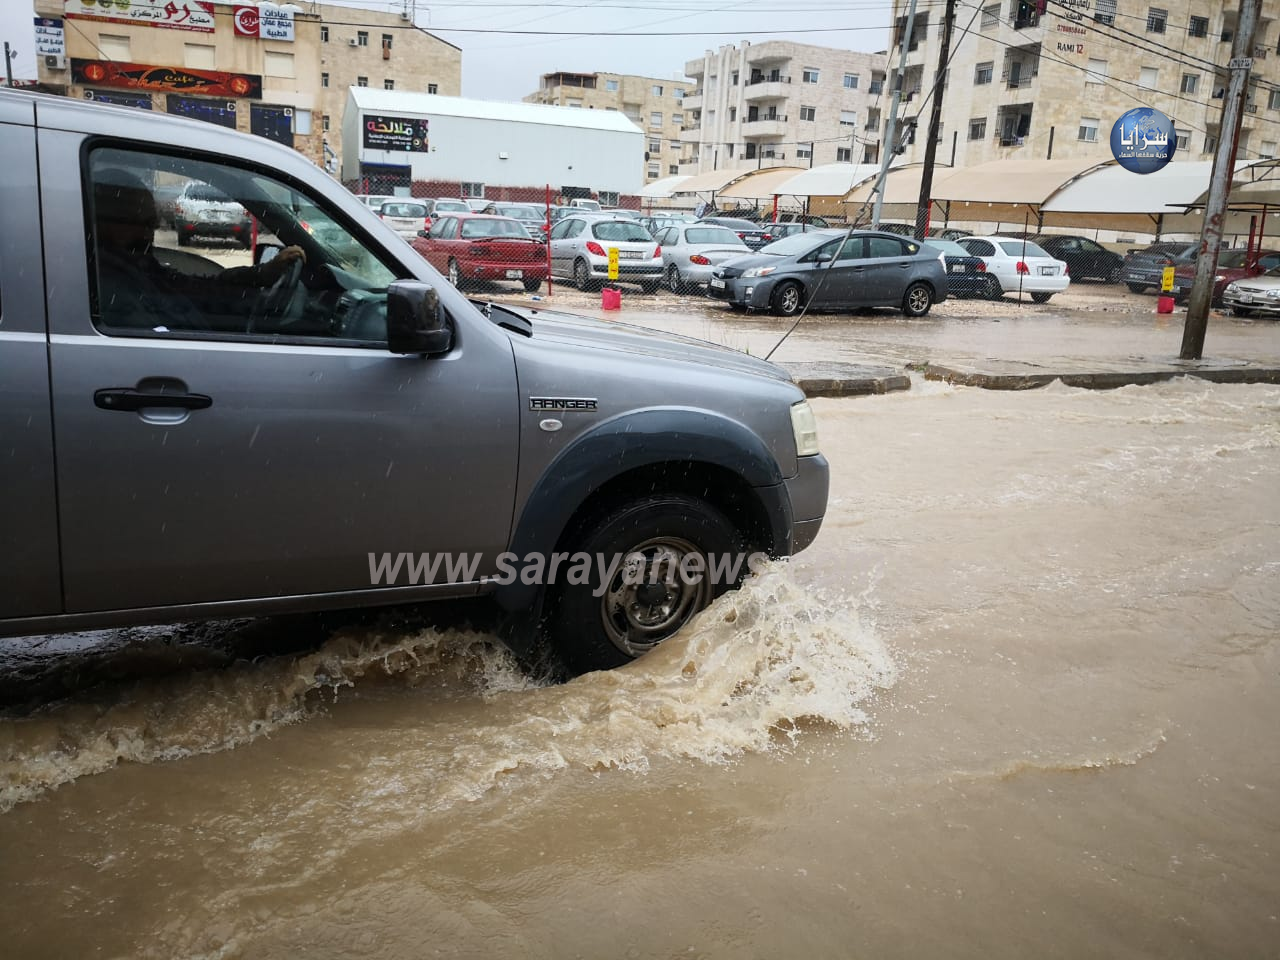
[1121,241,1198,293]
[707,229,948,318]
[376,199,430,239]
[480,202,547,239]
[1222,266,1280,316]
[640,214,697,238]
[548,215,664,292]
[1030,234,1125,283]
[355,193,395,210]
[921,239,989,298]
[568,198,602,211]
[653,223,750,292]
[956,236,1069,302]
[426,198,472,217]
[412,213,548,292]
[465,198,491,212]
[601,208,642,220]
[761,222,826,243]
[697,216,784,251]
[928,227,972,241]
[172,180,254,247]
[1171,248,1280,303]
[1,87,828,673]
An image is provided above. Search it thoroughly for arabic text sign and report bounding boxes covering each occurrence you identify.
[64,0,215,34]
[71,58,263,98]
[34,18,66,56]
[234,4,295,41]
[362,115,430,152]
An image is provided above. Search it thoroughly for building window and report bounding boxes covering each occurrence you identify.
[1176,129,1189,150]
[99,34,131,60]
[321,72,329,88]
[1139,66,1158,89]
[184,43,216,70]
[357,31,368,46]
[836,147,852,162]
[382,33,393,50]
[839,110,857,126]
[800,105,816,121]
[649,139,661,153]
[1268,89,1280,110]
[384,79,395,90]
[323,114,330,131]
[599,191,619,206]
[647,162,660,179]
[650,111,663,128]
[843,73,859,89]
[802,67,819,84]
[981,3,999,28]
[1188,16,1208,37]
[870,76,884,95]
[357,76,368,87]
[321,25,328,42]
[669,164,679,175]
[973,61,992,85]
[264,52,294,79]
[605,79,618,91]
[1205,134,1218,153]
[731,70,739,85]
[673,89,684,99]
[1261,141,1277,158]
[1094,0,1115,25]
[652,85,663,96]
[1085,59,1107,84]
[672,113,683,125]
[427,83,438,94]
[1180,73,1198,94]
[969,117,987,140]
[566,98,582,108]
[1078,116,1100,142]
[1145,7,1167,33]
[729,106,736,121]
[796,143,812,159]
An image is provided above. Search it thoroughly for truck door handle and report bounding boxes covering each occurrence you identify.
[94,388,212,412]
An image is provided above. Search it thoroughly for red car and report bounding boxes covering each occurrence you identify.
[412,213,548,292]
[1171,247,1280,302]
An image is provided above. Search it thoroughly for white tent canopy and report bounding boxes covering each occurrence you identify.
[772,162,886,199]
[639,175,691,199]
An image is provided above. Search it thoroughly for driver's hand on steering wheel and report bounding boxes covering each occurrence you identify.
[259,245,307,284]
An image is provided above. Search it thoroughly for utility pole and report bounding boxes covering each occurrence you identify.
[872,0,920,229]
[4,43,15,88]
[914,0,955,239]
[1182,0,1261,360]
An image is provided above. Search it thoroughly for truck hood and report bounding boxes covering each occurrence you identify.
[493,303,793,383]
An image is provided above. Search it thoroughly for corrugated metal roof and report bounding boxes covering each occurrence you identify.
[347,89,643,134]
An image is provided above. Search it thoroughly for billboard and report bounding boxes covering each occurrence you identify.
[34,18,66,56]
[64,0,216,33]
[362,115,430,152]
[233,4,295,41]
[72,59,263,98]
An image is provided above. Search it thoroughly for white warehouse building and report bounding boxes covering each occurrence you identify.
[342,89,644,203]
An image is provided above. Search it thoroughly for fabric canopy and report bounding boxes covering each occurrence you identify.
[717,166,807,200]
[671,168,755,195]
[639,175,691,198]
[772,162,886,198]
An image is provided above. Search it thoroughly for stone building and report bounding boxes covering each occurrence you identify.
[678,41,889,174]
[885,0,1280,167]
[523,71,694,185]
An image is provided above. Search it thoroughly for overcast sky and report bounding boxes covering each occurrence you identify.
[4,0,895,101]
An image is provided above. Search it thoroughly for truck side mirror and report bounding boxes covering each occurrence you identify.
[387,281,453,355]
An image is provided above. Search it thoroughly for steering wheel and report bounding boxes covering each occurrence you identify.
[247,257,303,333]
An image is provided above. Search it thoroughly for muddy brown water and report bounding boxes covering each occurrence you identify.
[2,292,1279,959]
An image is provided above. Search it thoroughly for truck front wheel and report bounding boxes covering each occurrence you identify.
[550,495,745,673]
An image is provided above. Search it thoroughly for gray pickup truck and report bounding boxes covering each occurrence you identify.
[0,90,828,673]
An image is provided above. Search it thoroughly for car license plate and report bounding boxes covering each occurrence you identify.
[1238,294,1253,303]
[950,264,964,273]
[505,269,523,279]
[1039,266,1055,276]
[619,250,643,259]
[710,277,726,289]
[1128,273,1143,280]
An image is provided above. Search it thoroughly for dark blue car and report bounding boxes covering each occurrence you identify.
[923,239,989,298]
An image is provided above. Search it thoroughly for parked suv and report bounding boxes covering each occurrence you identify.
[0,89,828,674]
[173,180,253,247]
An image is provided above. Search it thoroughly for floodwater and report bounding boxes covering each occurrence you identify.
[2,305,1279,958]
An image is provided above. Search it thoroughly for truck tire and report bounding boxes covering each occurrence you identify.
[550,494,745,674]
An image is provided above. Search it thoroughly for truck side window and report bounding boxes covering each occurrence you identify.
[86,146,400,342]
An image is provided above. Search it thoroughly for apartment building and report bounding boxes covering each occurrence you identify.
[523,71,691,184]
[678,41,889,175]
[886,0,1280,167]
[316,2,461,169]
[33,0,325,165]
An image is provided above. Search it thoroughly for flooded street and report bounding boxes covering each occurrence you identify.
[2,294,1279,958]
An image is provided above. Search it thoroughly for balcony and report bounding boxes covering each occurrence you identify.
[682,93,703,110]
[678,126,703,143]
[743,80,791,101]
[744,44,789,65]
[684,58,705,78]
[741,117,787,138]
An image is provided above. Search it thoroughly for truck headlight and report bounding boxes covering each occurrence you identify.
[790,401,820,456]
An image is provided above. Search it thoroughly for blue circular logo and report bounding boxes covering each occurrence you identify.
[1110,107,1177,174]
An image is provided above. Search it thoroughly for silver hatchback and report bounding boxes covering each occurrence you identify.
[548,216,664,292]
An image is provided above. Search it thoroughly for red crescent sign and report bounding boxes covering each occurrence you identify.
[234,6,260,37]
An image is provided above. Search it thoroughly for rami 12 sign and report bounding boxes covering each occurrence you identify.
[233,4,295,41]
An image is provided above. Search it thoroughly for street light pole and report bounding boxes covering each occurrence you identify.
[1181,0,1261,360]
[4,43,15,88]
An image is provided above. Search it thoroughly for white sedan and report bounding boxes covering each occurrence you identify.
[1222,269,1280,317]
[957,235,1070,303]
